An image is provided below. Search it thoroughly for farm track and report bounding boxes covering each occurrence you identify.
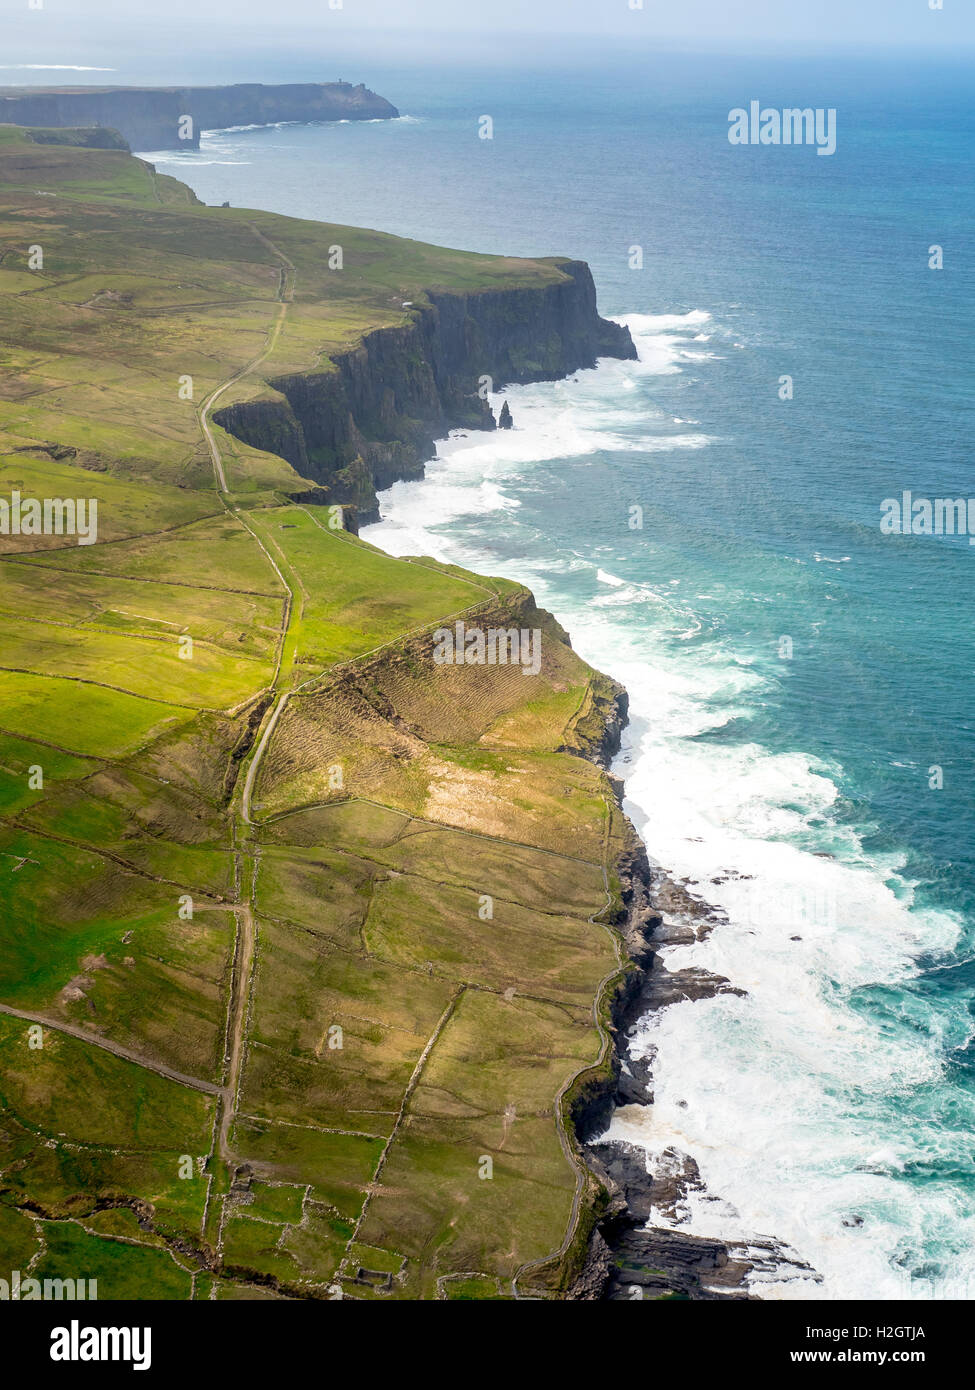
[0,1000,225,1097]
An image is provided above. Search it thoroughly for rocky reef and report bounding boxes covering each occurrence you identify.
[0,81,397,151]
[214,259,636,522]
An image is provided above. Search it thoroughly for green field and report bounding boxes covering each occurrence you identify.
[247,507,488,679]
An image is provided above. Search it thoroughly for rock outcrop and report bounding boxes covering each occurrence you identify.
[0,81,398,151]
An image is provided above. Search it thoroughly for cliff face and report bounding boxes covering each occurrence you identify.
[0,81,398,150]
[214,260,636,520]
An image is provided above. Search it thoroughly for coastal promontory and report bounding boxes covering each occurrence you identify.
[0,80,398,150]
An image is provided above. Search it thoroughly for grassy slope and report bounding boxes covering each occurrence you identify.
[0,128,629,1299]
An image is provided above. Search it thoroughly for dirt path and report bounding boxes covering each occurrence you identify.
[240,693,289,826]
[216,897,256,1160]
[197,222,294,495]
[191,227,297,1171]
[0,1000,225,1097]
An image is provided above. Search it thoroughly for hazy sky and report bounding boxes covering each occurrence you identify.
[295,0,971,45]
[3,0,972,86]
[6,0,973,47]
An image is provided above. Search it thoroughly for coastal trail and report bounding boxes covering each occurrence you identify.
[197,222,296,494]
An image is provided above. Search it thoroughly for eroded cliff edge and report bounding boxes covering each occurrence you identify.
[213,259,636,521]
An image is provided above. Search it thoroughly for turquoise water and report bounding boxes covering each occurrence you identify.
[142,47,975,1297]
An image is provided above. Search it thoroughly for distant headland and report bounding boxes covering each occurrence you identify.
[0,81,399,151]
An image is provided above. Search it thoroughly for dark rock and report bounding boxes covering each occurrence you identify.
[587,1141,819,1301]
[642,964,745,1009]
[567,1230,614,1300]
[589,1140,706,1230]
[498,400,513,429]
[615,1066,651,1107]
[652,871,727,936]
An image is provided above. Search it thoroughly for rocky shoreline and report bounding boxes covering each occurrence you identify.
[569,709,818,1300]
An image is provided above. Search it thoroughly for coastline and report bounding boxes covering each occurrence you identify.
[0,81,399,151]
[0,123,702,1294]
[211,239,729,1295]
[357,360,813,1301]
[212,258,635,525]
[568,761,819,1300]
[160,60,975,1303]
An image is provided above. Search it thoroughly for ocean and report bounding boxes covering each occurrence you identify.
[136,44,975,1299]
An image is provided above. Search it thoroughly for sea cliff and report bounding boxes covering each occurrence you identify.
[0,81,397,150]
[214,259,636,521]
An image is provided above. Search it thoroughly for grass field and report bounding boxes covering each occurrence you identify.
[247,507,488,679]
[0,129,631,1299]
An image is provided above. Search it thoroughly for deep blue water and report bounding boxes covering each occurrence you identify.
[134,47,975,1297]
